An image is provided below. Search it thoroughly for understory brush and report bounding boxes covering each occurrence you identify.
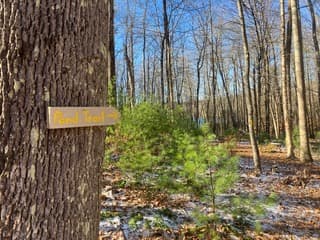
[105,103,276,237]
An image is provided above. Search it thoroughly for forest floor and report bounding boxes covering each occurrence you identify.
[99,142,320,240]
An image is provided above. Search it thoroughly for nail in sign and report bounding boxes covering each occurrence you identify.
[47,107,120,129]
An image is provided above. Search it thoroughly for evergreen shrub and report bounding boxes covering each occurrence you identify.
[105,103,274,234]
[106,103,238,203]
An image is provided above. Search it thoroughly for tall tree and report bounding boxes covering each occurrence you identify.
[208,0,218,132]
[280,0,295,158]
[290,0,313,162]
[237,0,262,173]
[124,0,136,108]
[142,1,149,101]
[194,25,207,126]
[0,1,113,239]
[216,48,237,128]
[307,0,320,115]
[108,0,117,106]
[163,0,174,108]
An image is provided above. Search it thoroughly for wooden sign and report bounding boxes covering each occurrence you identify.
[47,107,120,129]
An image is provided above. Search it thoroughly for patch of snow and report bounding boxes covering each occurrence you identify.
[306,179,320,188]
[100,216,121,231]
[169,193,191,201]
[184,201,197,209]
[258,174,280,182]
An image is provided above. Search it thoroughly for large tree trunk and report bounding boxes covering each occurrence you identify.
[0,1,113,239]
[237,0,261,173]
[280,0,295,159]
[290,0,313,162]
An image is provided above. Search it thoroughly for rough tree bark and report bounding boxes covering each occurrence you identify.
[290,0,313,162]
[0,1,113,239]
[237,0,262,173]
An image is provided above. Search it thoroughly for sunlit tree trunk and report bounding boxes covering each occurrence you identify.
[237,0,261,173]
[124,41,135,107]
[280,0,295,158]
[290,0,312,162]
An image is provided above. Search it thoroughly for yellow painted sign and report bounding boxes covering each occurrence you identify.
[47,107,120,129]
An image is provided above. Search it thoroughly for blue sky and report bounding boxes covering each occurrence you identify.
[113,0,320,98]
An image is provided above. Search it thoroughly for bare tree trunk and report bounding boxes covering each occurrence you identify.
[253,58,259,133]
[290,0,312,162]
[216,52,237,128]
[307,0,320,119]
[280,0,295,158]
[142,2,148,101]
[306,62,315,137]
[257,57,262,133]
[233,57,240,128]
[177,45,186,105]
[124,2,135,108]
[205,60,212,123]
[196,46,205,126]
[271,98,280,139]
[160,37,165,106]
[163,0,174,109]
[124,42,135,107]
[237,0,261,173]
[271,41,282,139]
[238,56,248,131]
[0,1,112,239]
[211,54,217,132]
[147,55,151,99]
[108,0,116,106]
[209,0,217,132]
[286,1,293,121]
[264,51,271,135]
